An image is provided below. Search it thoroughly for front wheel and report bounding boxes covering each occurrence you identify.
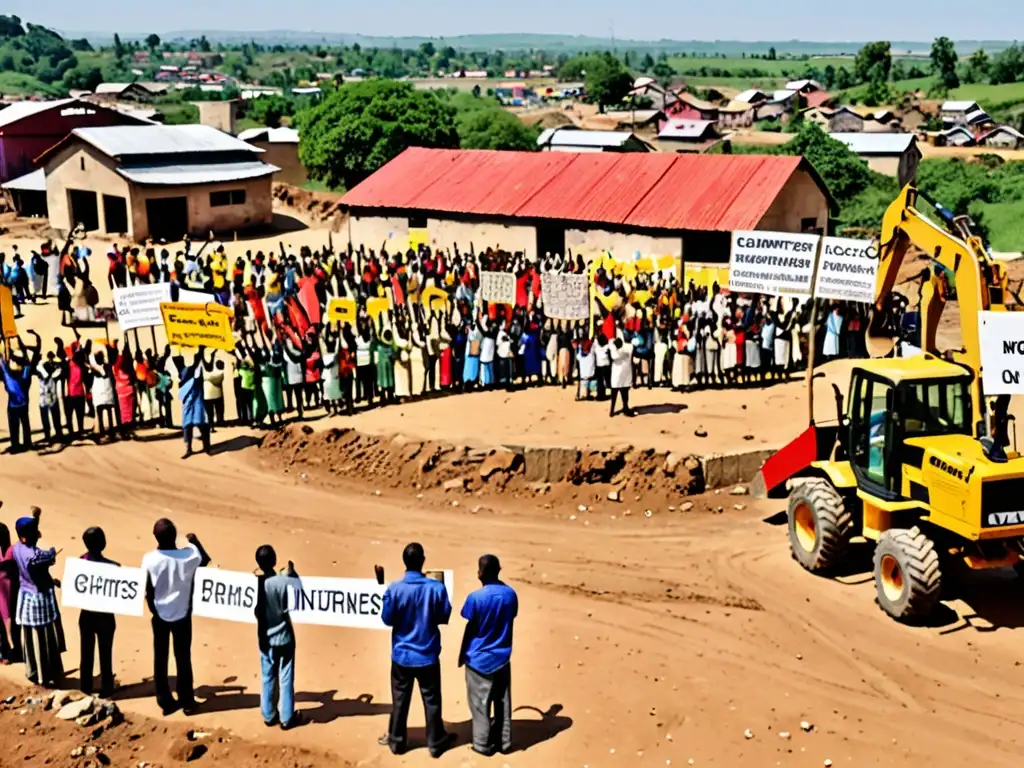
[787,479,854,573]
[872,527,942,621]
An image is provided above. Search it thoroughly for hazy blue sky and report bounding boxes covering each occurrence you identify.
[8,0,1017,42]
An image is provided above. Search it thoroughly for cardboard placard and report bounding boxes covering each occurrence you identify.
[728,231,819,297]
[160,302,235,351]
[366,297,390,318]
[480,271,516,305]
[0,285,16,338]
[191,567,258,624]
[542,273,589,320]
[113,283,172,331]
[814,237,880,303]
[61,558,146,617]
[286,576,388,629]
[979,311,1024,395]
[327,297,357,324]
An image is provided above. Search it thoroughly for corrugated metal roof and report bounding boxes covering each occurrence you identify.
[238,126,300,144]
[342,148,823,232]
[942,100,980,112]
[735,89,765,104]
[117,160,280,185]
[658,120,717,139]
[538,128,639,149]
[1,168,45,191]
[0,98,77,129]
[830,132,918,155]
[70,124,262,158]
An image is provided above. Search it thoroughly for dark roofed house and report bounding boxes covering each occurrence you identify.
[37,124,279,241]
[656,120,721,153]
[0,97,153,183]
[339,147,834,265]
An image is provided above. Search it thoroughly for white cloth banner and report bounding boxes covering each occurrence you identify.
[480,271,516,305]
[728,231,819,297]
[61,558,146,617]
[177,288,218,305]
[815,237,880,303]
[113,283,172,331]
[979,311,1024,395]
[191,567,258,624]
[542,273,589,320]
[191,568,455,628]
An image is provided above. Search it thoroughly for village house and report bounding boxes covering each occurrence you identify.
[978,125,1024,149]
[734,89,767,105]
[238,126,307,186]
[941,100,991,128]
[785,79,823,94]
[93,82,158,103]
[668,92,719,122]
[937,126,975,147]
[599,109,666,132]
[537,127,652,153]
[899,103,934,131]
[717,101,754,129]
[755,90,798,121]
[826,106,864,132]
[830,132,922,186]
[656,120,721,153]
[0,97,153,184]
[37,124,278,241]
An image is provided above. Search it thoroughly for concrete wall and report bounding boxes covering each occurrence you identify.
[131,176,273,241]
[565,227,681,261]
[756,167,829,233]
[348,213,535,254]
[251,141,307,186]
[44,143,134,236]
[864,156,900,176]
[984,132,1022,149]
[195,101,236,134]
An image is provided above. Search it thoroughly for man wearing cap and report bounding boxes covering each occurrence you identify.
[459,554,518,756]
[12,515,62,686]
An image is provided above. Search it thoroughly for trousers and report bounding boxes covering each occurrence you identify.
[152,615,195,708]
[79,611,116,696]
[259,642,296,725]
[387,661,445,753]
[609,387,631,416]
[7,406,31,450]
[466,664,512,754]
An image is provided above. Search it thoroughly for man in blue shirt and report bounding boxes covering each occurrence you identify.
[378,543,455,758]
[459,554,518,756]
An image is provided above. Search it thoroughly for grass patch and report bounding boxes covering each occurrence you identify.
[976,200,1024,252]
[0,71,61,96]
[301,179,345,193]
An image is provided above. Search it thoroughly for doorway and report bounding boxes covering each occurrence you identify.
[145,197,189,242]
[535,224,566,260]
[103,195,128,234]
[67,189,99,232]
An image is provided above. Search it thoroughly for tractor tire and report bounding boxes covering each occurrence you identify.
[872,527,942,621]
[787,479,854,573]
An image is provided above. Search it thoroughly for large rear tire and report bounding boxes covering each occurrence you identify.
[787,479,854,573]
[872,527,942,621]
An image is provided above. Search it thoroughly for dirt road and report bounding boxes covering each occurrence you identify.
[3,434,1024,767]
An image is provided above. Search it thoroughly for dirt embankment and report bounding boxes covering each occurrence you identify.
[272,184,347,230]
[260,424,709,513]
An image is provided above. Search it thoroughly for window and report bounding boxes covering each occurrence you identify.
[210,189,246,207]
[901,381,970,437]
[849,376,893,488]
[408,214,427,228]
[80,157,86,172]
[801,217,820,233]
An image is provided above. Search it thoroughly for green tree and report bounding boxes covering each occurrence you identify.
[249,94,295,128]
[0,14,24,37]
[965,48,989,83]
[929,36,960,90]
[296,80,459,190]
[854,41,891,84]
[863,63,892,106]
[767,46,777,60]
[113,32,124,59]
[780,122,872,201]
[62,64,102,92]
[458,106,538,151]
[584,54,633,112]
[145,33,160,51]
[639,52,654,72]
[822,64,836,89]
[835,66,853,89]
[419,41,436,58]
[989,44,1022,84]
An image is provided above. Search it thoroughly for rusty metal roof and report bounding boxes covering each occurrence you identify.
[342,147,826,232]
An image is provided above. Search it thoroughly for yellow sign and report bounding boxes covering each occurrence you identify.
[631,289,655,307]
[684,264,730,293]
[420,287,449,311]
[160,302,235,351]
[409,228,429,252]
[635,256,654,273]
[594,291,623,312]
[327,298,357,324]
[0,285,16,339]
[366,297,390,318]
[656,254,676,271]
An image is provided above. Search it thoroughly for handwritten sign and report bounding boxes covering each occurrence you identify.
[327,297,357,324]
[61,558,146,617]
[0,285,16,338]
[113,284,172,331]
[542,273,589,320]
[728,231,819,297]
[191,567,258,624]
[979,311,1024,395]
[480,271,516,305]
[160,302,235,351]
[814,237,880,304]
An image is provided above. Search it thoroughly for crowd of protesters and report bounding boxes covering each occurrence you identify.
[0,503,517,758]
[1,235,871,454]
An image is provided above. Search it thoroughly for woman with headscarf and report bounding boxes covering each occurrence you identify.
[12,515,62,686]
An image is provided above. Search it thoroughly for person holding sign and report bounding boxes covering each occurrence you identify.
[377,543,456,758]
[142,519,211,715]
[171,348,210,459]
[254,545,302,729]
[12,515,63,687]
[78,527,118,698]
[459,555,518,756]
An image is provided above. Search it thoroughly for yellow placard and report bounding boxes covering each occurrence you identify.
[327,297,356,324]
[160,302,235,351]
[409,228,429,252]
[0,285,16,339]
[366,297,390,318]
[595,291,623,312]
[635,257,654,273]
[656,254,676,271]
[420,286,450,311]
[684,264,730,293]
[631,289,654,307]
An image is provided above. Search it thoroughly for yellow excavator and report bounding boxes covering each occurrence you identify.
[756,184,1024,621]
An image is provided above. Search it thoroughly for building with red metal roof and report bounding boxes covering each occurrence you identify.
[341,147,833,264]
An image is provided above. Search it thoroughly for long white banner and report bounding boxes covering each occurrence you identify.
[113,283,172,331]
[61,558,147,617]
[979,311,1024,395]
[728,231,819,297]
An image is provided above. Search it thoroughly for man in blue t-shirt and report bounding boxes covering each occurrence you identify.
[378,542,455,758]
[459,554,518,756]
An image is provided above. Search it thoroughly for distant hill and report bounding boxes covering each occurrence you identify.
[60,30,1017,55]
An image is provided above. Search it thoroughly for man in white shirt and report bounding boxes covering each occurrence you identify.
[609,338,635,418]
[142,518,211,715]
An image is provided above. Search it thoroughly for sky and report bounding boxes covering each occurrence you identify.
[8,0,1019,42]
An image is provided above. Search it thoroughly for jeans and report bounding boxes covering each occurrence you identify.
[152,615,195,708]
[259,643,296,725]
[40,404,62,442]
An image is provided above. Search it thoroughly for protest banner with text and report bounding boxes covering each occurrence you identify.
[542,273,589,320]
[815,237,879,304]
[61,558,146,617]
[979,311,1024,395]
[191,568,258,623]
[160,302,235,352]
[728,231,820,297]
[327,297,357,324]
[113,284,172,331]
[480,271,516,305]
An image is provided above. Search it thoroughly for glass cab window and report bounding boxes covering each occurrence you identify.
[849,375,894,490]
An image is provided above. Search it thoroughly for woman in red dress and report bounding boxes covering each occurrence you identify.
[113,336,137,437]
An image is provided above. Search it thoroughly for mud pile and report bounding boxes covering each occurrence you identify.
[272,183,346,229]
